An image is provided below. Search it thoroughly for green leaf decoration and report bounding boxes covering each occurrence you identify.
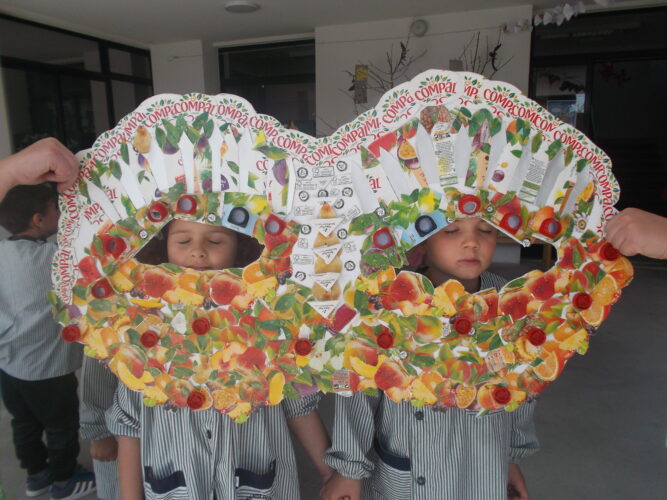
[203,119,214,138]
[183,339,199,353]
[362,252,389,268]
[162,263,183,274]
[531,132,543,154]
[120,142,130,164]
[411,355,435,368]
[275,294,296,312]
[155,127,167,149]
[227,161,240,175]
[269,242,290,258]
[545,139,563,161]
[192,112,209,130]
[109,160,122,180]
[89,299,114,312]
[185,125,199,144]
[162,119,182,148]
[488,335,504,350]
[505,277,527,289]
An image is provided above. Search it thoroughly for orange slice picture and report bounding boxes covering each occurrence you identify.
[533,351,559,381]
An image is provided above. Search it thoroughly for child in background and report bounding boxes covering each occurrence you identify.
[321,217,539,500]
[0,184,95,500]
[107,219,333,499]
[80,356,119,500]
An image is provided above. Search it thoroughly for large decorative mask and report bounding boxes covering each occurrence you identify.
[51,70,632,421]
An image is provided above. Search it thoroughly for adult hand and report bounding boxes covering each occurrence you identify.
[606,208,667,259]
[0,138,79,199]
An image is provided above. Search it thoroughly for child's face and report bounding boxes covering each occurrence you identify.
[423,217,497,282]
[166,219,237,270]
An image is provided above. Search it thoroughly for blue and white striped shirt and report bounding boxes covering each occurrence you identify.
[107,383,320,500]
[0,238,81,380]
[80,356,119,500]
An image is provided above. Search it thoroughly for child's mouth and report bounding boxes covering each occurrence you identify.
[458,259,480,265]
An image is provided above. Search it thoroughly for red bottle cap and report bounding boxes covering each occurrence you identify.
[458,195,481,215]
[147,202,169,223]
[500,213,522,234]
[91,279,113,299]
[140,330,159,348]
[176,195,197,215]
[264,214,286,235]
[372,227,395,249]
[61,325,81,343]
[187,390,205,410]
[573,292,592,310]
[104,236,127,256]
[294,339,312,356]
[492,386,512,405]
[376,332,394,349]
[539,218,562,238]
[453,317,473,335]
[192,318,211,335]
[601,243,620,261]
[527,327,546,346]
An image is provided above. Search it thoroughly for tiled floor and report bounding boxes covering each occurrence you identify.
[2,260,666,499]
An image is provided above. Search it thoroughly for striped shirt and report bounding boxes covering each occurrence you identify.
[324,272,540,500]
[107,383,320,500]
[80,356,119,500]
[0,238,82,380]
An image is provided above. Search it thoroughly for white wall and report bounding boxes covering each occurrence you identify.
[315,4,533,135]
[150,40,219,95]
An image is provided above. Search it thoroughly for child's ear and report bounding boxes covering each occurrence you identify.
[30,212,44,230]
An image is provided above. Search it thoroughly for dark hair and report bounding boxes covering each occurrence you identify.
[135,221,262,268]
[0,184,57,235]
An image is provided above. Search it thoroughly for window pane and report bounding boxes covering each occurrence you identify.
[109,48,151,78]
[0,18,100,71]
[112,80,152,122]
[60,75,111,151]
[2,67,59,150]
[222,42,315,80]
[220,42,315,135]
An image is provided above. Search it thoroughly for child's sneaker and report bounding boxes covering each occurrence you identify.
[48,466,96,500]
[26,470,53,497]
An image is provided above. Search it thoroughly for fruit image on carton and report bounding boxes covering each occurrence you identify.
[50,70,632,422]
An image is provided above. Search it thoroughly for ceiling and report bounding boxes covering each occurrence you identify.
[0,0,659,48]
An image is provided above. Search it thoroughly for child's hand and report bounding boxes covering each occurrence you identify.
[507,463,529,500]
[90,436,118,462]
[320,471,362,500]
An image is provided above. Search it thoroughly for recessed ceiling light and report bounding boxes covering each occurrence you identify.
[225,0,261,13]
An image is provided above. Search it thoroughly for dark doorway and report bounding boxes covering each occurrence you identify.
[530,7,667,217]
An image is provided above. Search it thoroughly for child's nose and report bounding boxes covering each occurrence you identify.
[190,246,206,259]
[462,233,480,248]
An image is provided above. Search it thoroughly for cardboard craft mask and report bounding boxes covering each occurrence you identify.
[51,70,632,421]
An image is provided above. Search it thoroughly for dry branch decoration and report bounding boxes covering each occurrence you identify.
[345,34,427,113]
[456,29,513,79]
